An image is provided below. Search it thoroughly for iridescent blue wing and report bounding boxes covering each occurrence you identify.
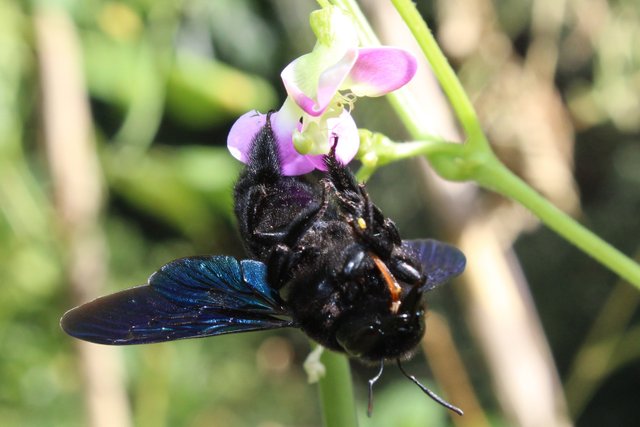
[403,239,466,292]
[61,256,294,345]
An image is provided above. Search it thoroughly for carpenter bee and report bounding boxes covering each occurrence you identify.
[61,113,466,416]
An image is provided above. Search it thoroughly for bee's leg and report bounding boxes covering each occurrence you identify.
[264,185,331,288]
[249,199,320,248]
[265,244,295,289]
[323,139,402,256]
[323,140,361,195]
[233,113,283,255]
[322,144,371,221]
[234,113,319,257]
[237,112,281,186]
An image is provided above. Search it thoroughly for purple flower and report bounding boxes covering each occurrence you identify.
[227,100,359,176]
[227,6,417,176]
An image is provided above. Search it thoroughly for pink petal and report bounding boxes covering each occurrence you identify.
[343,47,417,97]
[314,48,358,114]
[227,110,316,176]
[271,109,316,176]
[227,110,266,163]
[281,48,358,117]
[306,110,359,170]
[279,152,316,176]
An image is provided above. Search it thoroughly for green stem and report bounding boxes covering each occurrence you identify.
[473,157,640,286]
[355,164,377,182]
[358,142,463,180]
[318,350,359,427]
[389,0,489,149]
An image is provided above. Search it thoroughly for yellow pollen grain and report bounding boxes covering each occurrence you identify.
[357,217,367,230]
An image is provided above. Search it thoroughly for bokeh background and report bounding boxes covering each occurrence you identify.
[1,0,639,426]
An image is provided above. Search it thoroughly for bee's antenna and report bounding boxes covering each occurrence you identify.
[367,359,385,417]
[396,359,464,416]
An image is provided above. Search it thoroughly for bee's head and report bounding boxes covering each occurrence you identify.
[334,285,426,361]
[333,242,431,361]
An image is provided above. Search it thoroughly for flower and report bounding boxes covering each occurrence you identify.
[227,99,359,176]
[228,6,417,176]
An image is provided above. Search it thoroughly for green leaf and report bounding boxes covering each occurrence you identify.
[166,54,278,128]
[106,146,240,241]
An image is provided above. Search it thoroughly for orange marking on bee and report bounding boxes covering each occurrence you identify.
[370,253,402,313]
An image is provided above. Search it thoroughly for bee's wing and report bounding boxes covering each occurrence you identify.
[403,239,466,292]
[61,256,294,345]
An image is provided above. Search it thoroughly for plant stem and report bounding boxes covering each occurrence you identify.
[473,157,640,286]
[385,137,640,285]
[389,0,489,149]
[318,350,359,427]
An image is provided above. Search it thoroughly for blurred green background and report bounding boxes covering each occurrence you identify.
[1,0,639,426]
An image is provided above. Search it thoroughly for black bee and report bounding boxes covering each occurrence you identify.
[61,113,466,416]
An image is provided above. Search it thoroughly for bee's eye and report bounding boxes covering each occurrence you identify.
[393,260,423,284]
[342,249,367,277]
